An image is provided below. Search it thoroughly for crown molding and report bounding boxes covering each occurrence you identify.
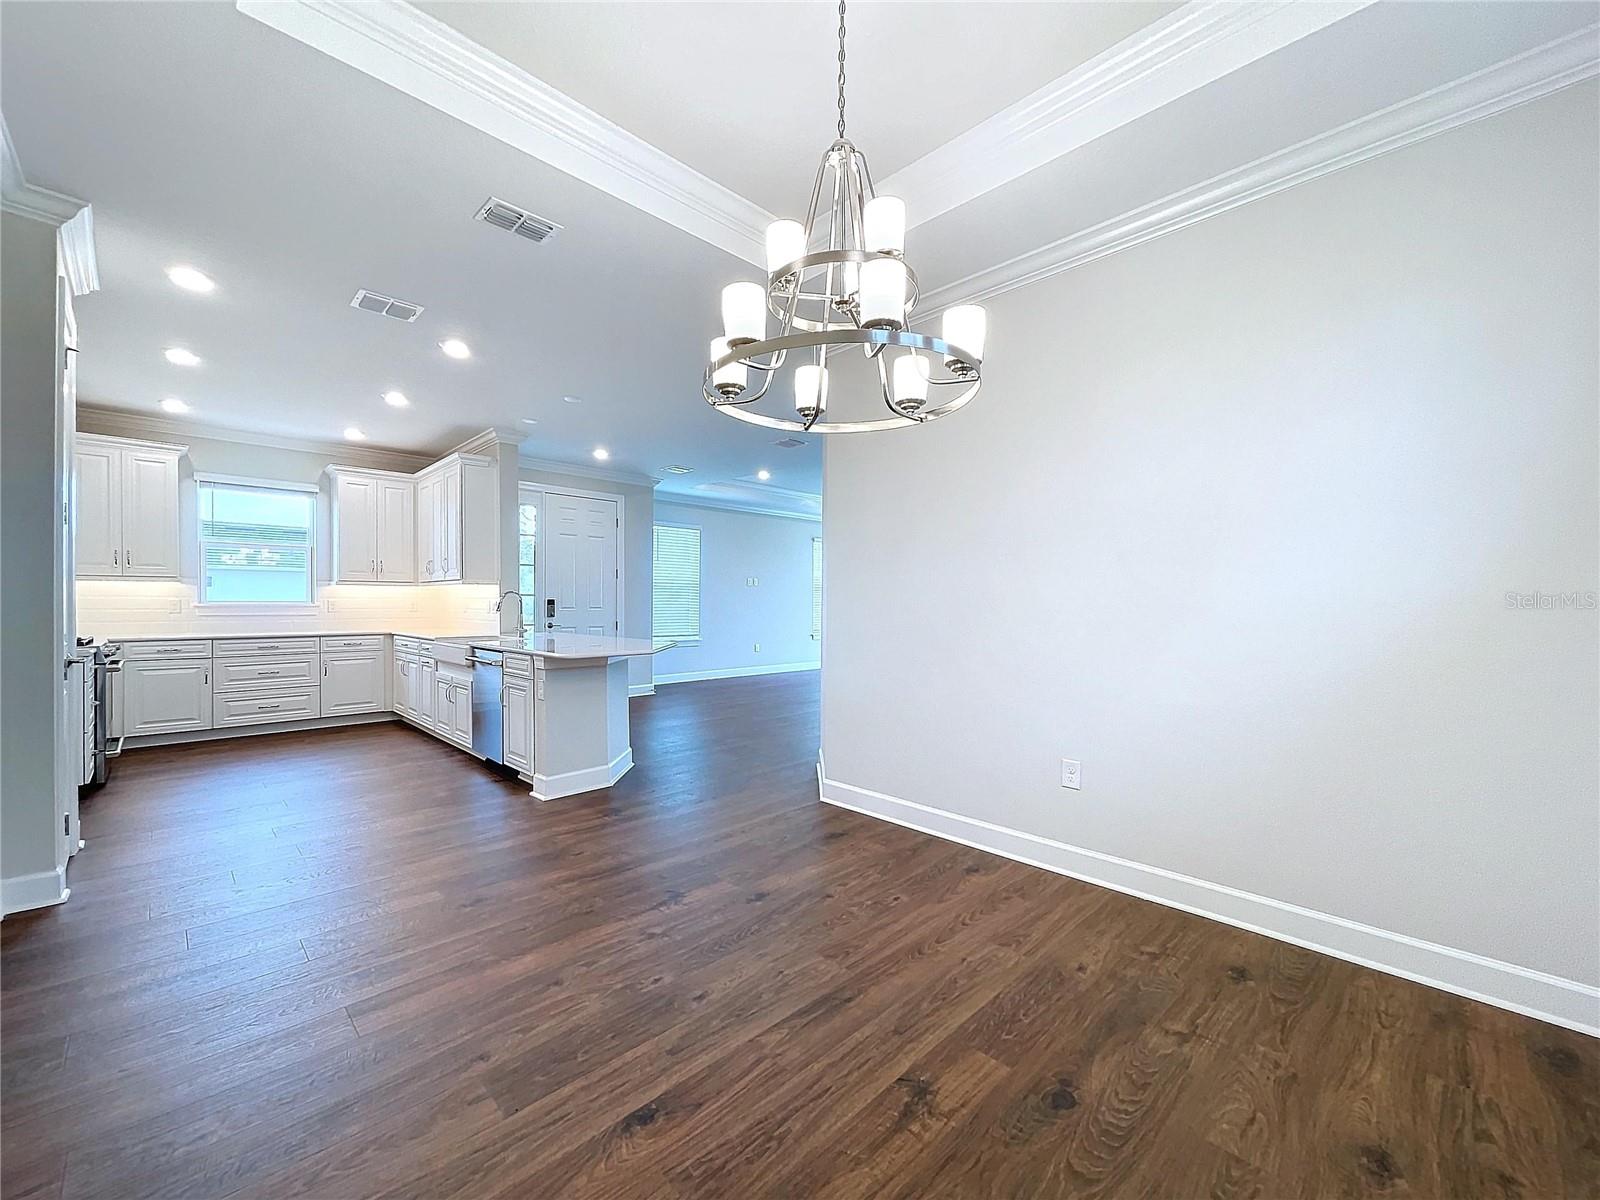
[57,206,100,295]
[919,24,1600,314]
[237,0,772,266]
[655,491,822,523]
[3,111,100,294]
[76,406,434,473]
[518,454,661,489]
[881,0,1375,230]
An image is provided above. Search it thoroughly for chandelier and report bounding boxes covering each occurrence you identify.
[702,0,987,434]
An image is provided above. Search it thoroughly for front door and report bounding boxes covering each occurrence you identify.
[544,492,618,635]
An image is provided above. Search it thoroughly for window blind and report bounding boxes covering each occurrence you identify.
[652,524,701,640]
[198,480,315,604]
[811,537,823,639]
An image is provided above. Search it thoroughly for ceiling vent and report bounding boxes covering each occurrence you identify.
[475,196,562,244]
[661,464,694,475]
[773,437,807,449]
[350,289,424,322]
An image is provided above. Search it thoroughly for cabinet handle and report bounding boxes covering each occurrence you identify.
[113,550,118,566]
[203,671,209,684]
[126,550,133,566]
[258,670,281,677]
[258,703,280,711]
[379,559,384,576]
[323,663,329,677]
[370,558,376,573]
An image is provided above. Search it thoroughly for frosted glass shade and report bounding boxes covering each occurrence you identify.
[892,354,931,411]
[722,282,767,345]
[709,337,747,396]
[942,304,987,366]
[794,364,829,415]
[858,258,906,329]
[863,196,906,254]
[765,220,806,274]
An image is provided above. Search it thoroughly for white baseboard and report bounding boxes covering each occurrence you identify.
[2,867,70,918]
[530,747,632,802]
[819,773,1600,1037]
[654,662,819,685]
[120,710,396,750]
[628,684,656,697]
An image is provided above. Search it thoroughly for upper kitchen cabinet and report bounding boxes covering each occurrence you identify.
[74,434,184,578]
[415,453,496,584]
[329,468,414,583]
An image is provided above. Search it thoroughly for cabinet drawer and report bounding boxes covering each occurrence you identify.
[503,652,532,677]
[124,639,211,660]
[212,654,318,693]
[393,636,433,655]
[320,635,384,652]
[213,637,319,658]
[213,689,319,728]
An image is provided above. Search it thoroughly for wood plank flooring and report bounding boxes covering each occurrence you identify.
[2,671,1594,1199]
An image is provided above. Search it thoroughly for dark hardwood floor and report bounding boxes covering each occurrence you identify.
[2,671,1594,1199]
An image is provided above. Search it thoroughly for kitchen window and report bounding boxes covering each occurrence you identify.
[197,477,316,604]
[652,523,701,641]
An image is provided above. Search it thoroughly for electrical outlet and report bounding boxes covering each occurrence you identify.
[753,643,761,653]
[1060,759,1081,790]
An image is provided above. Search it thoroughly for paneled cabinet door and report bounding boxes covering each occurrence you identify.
[415,476,438,581]
[335,474,378,582]
[74,442,122,576]
[321,651,385,715]
[122,660,211,735]
[377,479,414,581]
[392,658,411,716]
[438,467,462,581]
[433,678,456,742]
[502,678,531,772]
[121,449,181,577]
[450,681,472,745]
[414,661,437,727]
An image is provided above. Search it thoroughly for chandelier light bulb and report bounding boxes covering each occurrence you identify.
[942,304,988,369]
[794,364,829,416]
[892,354,931,412]
[863,196,906,254]
[858,258,907,329]
[722,282,767,346]
[709,337,747,398]
[765,220,806,275]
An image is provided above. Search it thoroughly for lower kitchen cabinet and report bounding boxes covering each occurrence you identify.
[214,689,319,728]
[434,673,472,748]
[321,650,386,715]
[121,659,212,735]
[502,676,532,772]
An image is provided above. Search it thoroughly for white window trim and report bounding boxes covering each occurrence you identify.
[652,520,702,644]
[196,476,318,607]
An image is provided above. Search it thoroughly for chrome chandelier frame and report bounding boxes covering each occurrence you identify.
[701,2,984,435]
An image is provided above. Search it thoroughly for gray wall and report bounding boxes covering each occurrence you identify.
[2,211,63,891]
[821,85,1599,999]
[653,500,820,680]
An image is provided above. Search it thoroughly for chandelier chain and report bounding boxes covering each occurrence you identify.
[836,0,847,139]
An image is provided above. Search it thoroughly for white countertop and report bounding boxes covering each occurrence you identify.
[436,633,674,660]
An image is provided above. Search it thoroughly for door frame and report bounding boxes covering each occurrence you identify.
[517,483,624,636]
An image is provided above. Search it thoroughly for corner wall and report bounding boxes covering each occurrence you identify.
[820,83,1599,1031]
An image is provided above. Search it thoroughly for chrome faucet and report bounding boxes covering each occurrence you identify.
[494,590,526,638]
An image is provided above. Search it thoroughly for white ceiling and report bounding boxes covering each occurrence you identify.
[3,1,1594,513]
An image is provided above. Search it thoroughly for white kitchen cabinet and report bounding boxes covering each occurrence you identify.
[376,479,414,581]
[415,473,439,581]
[75,434,184,579]
[321,650,385,715]
[121,659,212,735]
[433,674,471,748]
[413,658,437,728]
[414,454,495,584]
[330,469,416,584]
[502,676,532,773]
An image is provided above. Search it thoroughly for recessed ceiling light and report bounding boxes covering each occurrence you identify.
[592,447,610,461]
[344,427,367,441]
[159,398,190,414]
[164,347,200,366]
[382,390,409,408]
[756,469,771,481]
[166,265,215,293]
[661,464,694,475]
[563,395,582,404]
[439,338,472,360]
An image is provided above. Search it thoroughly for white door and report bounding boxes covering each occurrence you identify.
[336,474,378,582]
[376,479,414,582]
[544,493,618,635]
[322,651,384,715]
[122,660,211,735]
[502,677,531,772]
[122,449,180,577]
[73,441,122,576]
[415,476,438,581]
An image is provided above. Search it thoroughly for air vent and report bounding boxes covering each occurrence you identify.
[475,196,562,244]
[661,464,694,475]
[773,437,807,449]
[350,289,424,322]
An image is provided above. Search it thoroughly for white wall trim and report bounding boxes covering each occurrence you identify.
[818,774,1600,1036]
[236,0,772,264]
[3,111,99,294]
[919,23,1600,313]
[530,746,632,801]
[120,711,396,750]
[518,455,660,489]
[57,206,100,295]
[628,684,655,698]
[656,492,823,523]
[1,867,70,918]
[882,0,1374,229]
[656,662,819,686]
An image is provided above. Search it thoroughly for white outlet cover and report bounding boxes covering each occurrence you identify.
[1060,759,1082,789]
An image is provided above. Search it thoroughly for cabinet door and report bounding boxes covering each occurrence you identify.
[433,677,454,739]
[334,475,378,582]
[74,442,123,576]
[414,661,437,727]
[393,657,411,716]
[451,681,473,745]
[122,449,181,578]
[415,477,438,581]
[321,651,385,715]
[502,678,531,772]
[376,480,414,582]
[123,660,211,735]
[438,467,462,581]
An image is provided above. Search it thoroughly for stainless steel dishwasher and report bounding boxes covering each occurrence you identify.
[468,648,504,763]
